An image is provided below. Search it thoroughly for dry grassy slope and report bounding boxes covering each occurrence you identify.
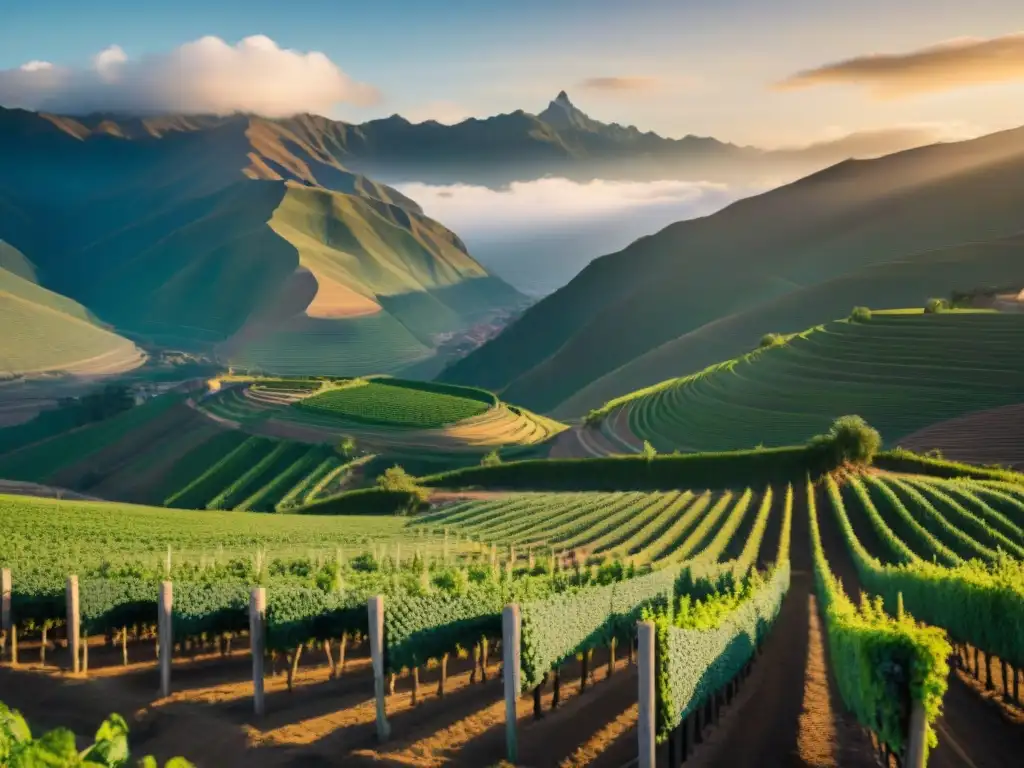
[441,123,1024,413]
[0,107,523,370]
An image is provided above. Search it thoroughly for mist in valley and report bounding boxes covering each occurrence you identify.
[398,177,769,296]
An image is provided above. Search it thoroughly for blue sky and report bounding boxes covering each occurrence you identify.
[4,0,1024,144]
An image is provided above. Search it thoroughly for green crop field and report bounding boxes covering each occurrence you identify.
[294,379,491,429]
[598,312,1024,453]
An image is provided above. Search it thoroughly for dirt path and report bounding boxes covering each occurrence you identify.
[814,483,1024,768]
[681,482,875,768]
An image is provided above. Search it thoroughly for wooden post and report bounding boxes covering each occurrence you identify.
[159,581,173,698]
[637,621,656,768]
[66,575,80,674]
[250,587,266,716]
[502,604,521,764]
[368,596,391,741]
[0,568,10,662]
[904,699,927,768]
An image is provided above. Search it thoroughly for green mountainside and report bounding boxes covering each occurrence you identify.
[0,241,144,378]
[441,125,1024,415]
[0,108,523,376]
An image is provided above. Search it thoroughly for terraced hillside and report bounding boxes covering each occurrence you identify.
[592,311,1024,454]
[0,393,356,511]
[440,123,1024,415]
[197,377,565,456]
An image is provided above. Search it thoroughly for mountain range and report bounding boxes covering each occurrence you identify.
[314,91,951,186]
[441,122,1024,416]
[0,107,524,378]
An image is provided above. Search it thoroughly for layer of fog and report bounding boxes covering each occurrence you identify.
[398,177,766,296]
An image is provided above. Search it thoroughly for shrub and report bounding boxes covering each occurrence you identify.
[924,297,949,314]
[481,450,502,467]
[759,333,786,349]
[849,306,872,322]
[642,440,657,460]
[377,465,430,505]
[808,415,882,466]
[338,436,357,458]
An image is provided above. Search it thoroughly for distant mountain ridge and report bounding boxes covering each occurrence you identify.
[18,91,946,189]
[439,122,1024,416]
[0,107,525,378]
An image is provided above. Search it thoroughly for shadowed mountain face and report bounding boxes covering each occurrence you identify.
[439,123,1024,415]
[0,107,524,376]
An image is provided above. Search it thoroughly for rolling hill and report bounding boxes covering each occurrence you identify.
[0,241,144,378]
[440,124,1024,415]
[0,108,524,377]
[588,311,1024,454]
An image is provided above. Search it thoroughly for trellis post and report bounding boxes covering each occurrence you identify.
[158,581,173,697]
[905,699,928,768]
[0,568,10,661]
[66,575,80,674]
[250,587,266,716]
[368,595,391,741]
[502,603,521,764]
[637,620,656,768]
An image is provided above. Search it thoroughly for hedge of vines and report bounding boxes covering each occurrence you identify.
[826,474,1024,670]
[810,477,949,760]
[653,563,791,741]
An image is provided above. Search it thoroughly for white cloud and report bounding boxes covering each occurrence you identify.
[0,35,380,116]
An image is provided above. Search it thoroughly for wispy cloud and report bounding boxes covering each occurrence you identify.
[0,35,380,116]
[776,32,1024,98]
[579,76,659,92]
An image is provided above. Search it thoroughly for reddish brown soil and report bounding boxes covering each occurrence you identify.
[898,403,1024,469]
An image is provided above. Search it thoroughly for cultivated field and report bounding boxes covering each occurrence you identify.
[3,449,1021,767]
[198,378,565,455]
[590,312,1024,454]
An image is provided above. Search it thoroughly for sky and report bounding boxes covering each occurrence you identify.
[3,0,1024,145]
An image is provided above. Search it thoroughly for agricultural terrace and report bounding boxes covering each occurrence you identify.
[198,377,565,453]
[593,311,1024,454]
[294,379,492,429]
[0,394,355,511]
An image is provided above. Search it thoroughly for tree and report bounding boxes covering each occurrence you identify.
[759,333,785,349]
[850,306,872,323]
[808,415,882,467]
[924,297,949,314]
[338,437,357,458]
[642,440,657,460]
[481,450,502,467]
[376,465,430,506]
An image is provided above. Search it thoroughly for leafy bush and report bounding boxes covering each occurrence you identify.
[377,465,430,505]
[850,306,872,322]
[642,440,657,460]
[758,333,786,349]
[924,297,949,314]
[481,450,502,467]
[808,415,882,467]
[0,702,192,767]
